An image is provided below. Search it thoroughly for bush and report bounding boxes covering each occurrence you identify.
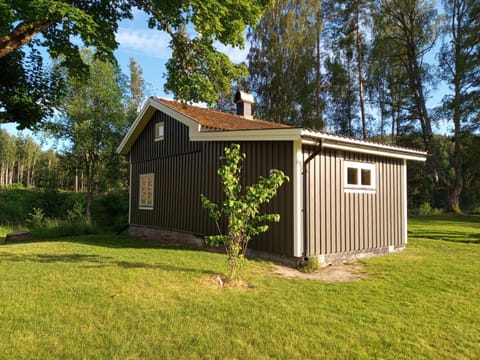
[91,190,128,230]
[29,219,98,239]
[418,202,444,216]
[418,202,432,216]
[66,201,86,222]
[297,257,319,273]
[24,204,97,239]
[0,188,128,231]
[26,208,48,228]
[201,144,289,280]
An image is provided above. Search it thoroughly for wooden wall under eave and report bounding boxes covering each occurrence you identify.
[129,110,295,257]
[303,145,405,257]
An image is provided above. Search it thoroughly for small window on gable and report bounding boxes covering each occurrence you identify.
[344,161,376,193]
[154,122,164,141]
[139,173,154,209]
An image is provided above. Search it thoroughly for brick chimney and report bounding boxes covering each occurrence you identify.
[234,91,254,119]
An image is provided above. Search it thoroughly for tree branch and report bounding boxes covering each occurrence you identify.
[0,19,58,58]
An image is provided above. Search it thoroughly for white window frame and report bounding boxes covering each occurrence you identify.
[154,122,164,141]
[344,161,376,193]
[139,173,154,209]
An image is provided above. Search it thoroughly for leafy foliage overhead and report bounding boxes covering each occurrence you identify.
[0,0,270,128]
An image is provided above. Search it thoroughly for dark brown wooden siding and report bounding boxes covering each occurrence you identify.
[129,110,295,256]
[130,111,201,162]
[303,145,405,256]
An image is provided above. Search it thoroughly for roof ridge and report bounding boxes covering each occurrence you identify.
[154,97,291,130]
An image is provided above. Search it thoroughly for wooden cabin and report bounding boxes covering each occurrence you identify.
[117,94,426,265]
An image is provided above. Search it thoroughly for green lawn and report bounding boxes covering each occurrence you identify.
[0,216,479,359]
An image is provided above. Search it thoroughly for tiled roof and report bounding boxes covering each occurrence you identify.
[156,98,292,131]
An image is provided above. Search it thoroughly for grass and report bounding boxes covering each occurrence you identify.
[0,216,479,359]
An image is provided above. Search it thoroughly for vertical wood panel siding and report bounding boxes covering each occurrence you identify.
[303,145,405,256]
[129,110,294,256]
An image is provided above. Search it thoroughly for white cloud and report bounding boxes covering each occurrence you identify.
[214,42,250,64]
[116,28,171,59]
[116,27,250,64]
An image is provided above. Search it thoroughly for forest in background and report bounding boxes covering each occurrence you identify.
[0,0,479,225]
[241,0,480,213]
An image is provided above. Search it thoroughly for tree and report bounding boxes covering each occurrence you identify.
[374,1,454,200]
[247,0,324,128]
[324,0,374,138]
[0,47,64,129]
[0,129,17,186]
[35,149,62,189]
[51,50,128,223]
[368,20,411,140]
[438,0,480,212]
[0,0,270,128]
[324,55,360,135]
[126,56,146,123]
[201,144,289,280]
[322,0,365,136]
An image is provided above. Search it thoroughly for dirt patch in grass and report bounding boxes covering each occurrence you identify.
[205,274,255,289]
[272,262,368,282]
[205,262,368,287]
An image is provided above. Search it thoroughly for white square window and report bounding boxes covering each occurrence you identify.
[139,173,154,209]
[344,161,376,193]
[154,122,164,141]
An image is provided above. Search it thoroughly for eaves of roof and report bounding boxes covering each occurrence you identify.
[117,97,427,162]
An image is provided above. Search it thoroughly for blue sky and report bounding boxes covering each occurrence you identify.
[113,9,250,100]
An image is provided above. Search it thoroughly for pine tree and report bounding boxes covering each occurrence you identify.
[247,0,324,128]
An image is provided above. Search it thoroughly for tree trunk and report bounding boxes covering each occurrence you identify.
[85,156,93,225]
[447,26,465,214]
[75,168,79,193]
[315,4,323,128]
[448,109,463,214]
[405,39,447,193]
[355,0,367,139]
[86,177,93,224]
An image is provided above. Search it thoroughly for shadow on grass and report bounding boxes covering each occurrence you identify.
[408,228,480,244]
[409,214,480,244]
[1,233,203,251]
[0,250,216,275]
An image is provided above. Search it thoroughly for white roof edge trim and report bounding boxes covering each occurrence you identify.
[301,129,427,157]
[190,128,302,141]
[117,97,201,155]
[117,97,155,154]
[322,142,427,161]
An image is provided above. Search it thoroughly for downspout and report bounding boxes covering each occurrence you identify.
[302,138,323,260]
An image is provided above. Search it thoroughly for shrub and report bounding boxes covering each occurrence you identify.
[0,188,128,231]
[418,202,432,216]
[297,257,319,273]
[418,202,444,216]
[91,190,128,230]
[29,219,98,239]
[67,201,86,222]
[26,208,48,228]
[471,207,480,215]
[201,144,289,280]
